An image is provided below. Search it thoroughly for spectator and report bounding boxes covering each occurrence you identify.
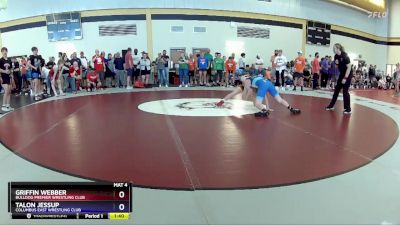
[293,50,306,91]
[80,51,88,90]
[86,67,102,91]
[368,64,375,83]
[255,55,264,70]
[162,50,170,87]
[125,48,134,89]
[60,53,71,93]
[303,60,312,88]
[377,73,386,89]
[247,64,256,76]
[178,52,189,87]
[49,64,64,97]
[27,47,45,101]
[255,66,264,77]
[11,57,21,95]
[132,48,140,82]
[238,53,246,75]
[114,52,126,88]
[225,56,236,87]
[92,49,105,88]
[188,54,196,87]
[70,52,82,90]
[204,49,213,86]
[328,56,338,89]
[156,53,167,87]
[312,52,320,90]
[213,52,224,86]
[139,52,151,85]
[20,57,29,92]
[231,53,236,61]
[274,49,287,90]
[44,56,56,95]
[395,64,400,94]
[0,47,14,111]
[385,74,393,89]
[320,56,329,88]
[151,61,158,85]
[197,52,209,86]
[67,61,80,94]
[105,53,114,88]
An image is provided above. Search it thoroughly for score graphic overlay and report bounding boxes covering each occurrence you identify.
[8,182,131,220]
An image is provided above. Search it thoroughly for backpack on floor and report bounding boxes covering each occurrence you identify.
[134,81,145,88]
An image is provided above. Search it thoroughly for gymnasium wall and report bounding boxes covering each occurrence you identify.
[387,0,400,65]
[151,20,303,64]
[0,0,388,37]
[388,0,400,37]
[387,47,400,65]
[306,35,388,70]
[1,19,148,59]
[0,6,398,71]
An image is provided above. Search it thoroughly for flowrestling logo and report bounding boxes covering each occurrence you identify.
[176,101,233,110]
[138,98,259,117]
[368,11,388,18]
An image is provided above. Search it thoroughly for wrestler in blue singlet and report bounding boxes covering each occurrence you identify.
[251,76,279,101]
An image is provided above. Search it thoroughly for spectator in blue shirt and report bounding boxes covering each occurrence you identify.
[320,56,330,88]
[197,52,209,86]
[113,52,126,88]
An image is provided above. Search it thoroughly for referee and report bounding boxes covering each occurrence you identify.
[325,43,353,114]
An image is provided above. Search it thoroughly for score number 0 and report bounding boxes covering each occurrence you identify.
[118,191,125,211]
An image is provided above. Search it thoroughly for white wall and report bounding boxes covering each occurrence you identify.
[1,20,147,60]
[387,46,400,64]
[389,0,400,37]
[0,0,388,37]
[387,0,400,65]
[152,20,302,65]
[2,17,390,70]
[306,35,388,70]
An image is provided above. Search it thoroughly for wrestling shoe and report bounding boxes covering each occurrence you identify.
[1,106,10,112]
[289,107,301,114]
[215,100,224,107]
[254,109,270,117]
[343,109,352,114]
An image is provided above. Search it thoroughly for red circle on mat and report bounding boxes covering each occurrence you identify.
[0,91,398,190]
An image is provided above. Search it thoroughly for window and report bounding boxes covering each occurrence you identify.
[171,26,184,33]
[193,26,206,33]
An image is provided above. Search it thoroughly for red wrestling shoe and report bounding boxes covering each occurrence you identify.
[216,100,224,107]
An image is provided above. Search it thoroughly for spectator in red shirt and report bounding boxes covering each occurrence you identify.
[225,56,236,87]
[188,54,197,86]
[49,64,65,97]
[312,52,320,89]
[67,61,80,94]
[92,49,105,88]
[125,48,134,89]
[86,68,102,91]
